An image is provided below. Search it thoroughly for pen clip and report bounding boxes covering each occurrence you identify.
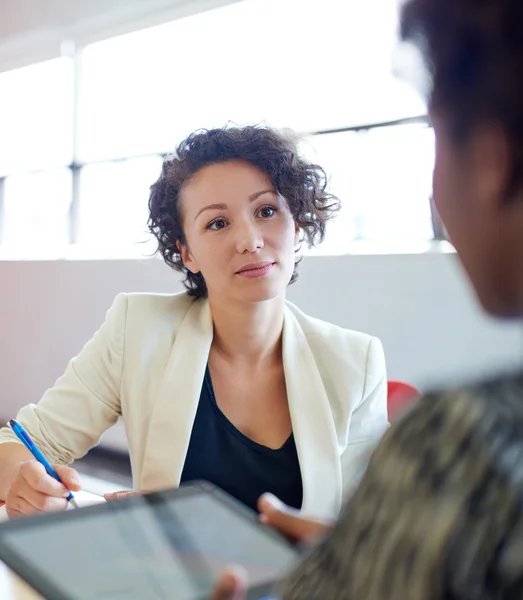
[19,429,34,446]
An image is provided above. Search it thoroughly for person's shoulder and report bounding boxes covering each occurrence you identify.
[413,370,523,419]
[285,300,376,350]
[382,370,523,456]
[110,291,197,329]
[123,291,194,313]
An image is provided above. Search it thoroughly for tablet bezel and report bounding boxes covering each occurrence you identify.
[0,481,297,600]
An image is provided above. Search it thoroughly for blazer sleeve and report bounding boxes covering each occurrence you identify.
[340,336,389,501]
[0,293,128,464]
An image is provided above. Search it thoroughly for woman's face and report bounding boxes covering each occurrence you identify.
[432,113,523,317]
[178,159,298,304]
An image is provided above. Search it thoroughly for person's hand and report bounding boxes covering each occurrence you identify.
[103,489,143,501]
[258,493,333,544]
[6,460,81,519]
[210,494,326,599]
[210,567,247,600]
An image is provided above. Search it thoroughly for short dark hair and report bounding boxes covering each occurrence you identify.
[400,0,523,195]
[148,125,340,298]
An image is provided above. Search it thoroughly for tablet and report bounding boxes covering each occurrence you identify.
[0,482,299,600]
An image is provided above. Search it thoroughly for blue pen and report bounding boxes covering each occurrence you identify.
[8,419,79,508]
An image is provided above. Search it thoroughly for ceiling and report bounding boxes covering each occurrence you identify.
[0,0,241,71]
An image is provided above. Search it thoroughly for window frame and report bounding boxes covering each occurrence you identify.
[0,34,442,257]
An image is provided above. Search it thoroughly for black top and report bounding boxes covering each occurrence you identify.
[180,366,303,513]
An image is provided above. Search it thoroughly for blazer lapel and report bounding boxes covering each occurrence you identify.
[283,306,342,519]
[141,298,213,491]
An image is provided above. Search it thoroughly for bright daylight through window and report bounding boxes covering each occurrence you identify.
[0,0,433,259]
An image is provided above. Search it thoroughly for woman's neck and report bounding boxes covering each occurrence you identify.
[208,294,286,365]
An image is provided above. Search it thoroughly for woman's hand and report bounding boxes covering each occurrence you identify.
[210,493,329,599]
[258,493,333,544]
[210,567,247,600]
[210,493,332,599]
[103,489,142,501]
[6,460,81,519]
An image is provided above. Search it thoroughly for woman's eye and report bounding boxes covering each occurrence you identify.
[258,206,277,218]
[207,218,228,230]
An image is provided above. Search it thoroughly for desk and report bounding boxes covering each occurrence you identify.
[0,562,42,600]
[0,504,40,598]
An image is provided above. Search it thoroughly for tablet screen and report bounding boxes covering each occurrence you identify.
[0,487,297,600]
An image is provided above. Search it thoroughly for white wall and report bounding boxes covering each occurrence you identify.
[0,252,520,450]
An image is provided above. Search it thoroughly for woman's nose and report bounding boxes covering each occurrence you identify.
[236,222,264,253]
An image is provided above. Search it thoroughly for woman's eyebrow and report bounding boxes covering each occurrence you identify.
[194,203,228,220]
[194,189,278,220]
[248,189,278,201]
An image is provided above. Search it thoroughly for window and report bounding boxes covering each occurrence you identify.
[301,123,435,254]
[0,0,435,259]
[76,156,163,255]
[1,169,72,255]
[351,124,434,243]
[0,58,73,176]
[299,132,359,254]
[77,0,425,161]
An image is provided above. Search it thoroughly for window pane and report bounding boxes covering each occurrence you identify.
[352,124,435,242]
[301,124,435,253]
[299,132,358,255]
[1,169,72,254]
[0,58,74,176]
[78,0,426,162]
[76,156,162,255]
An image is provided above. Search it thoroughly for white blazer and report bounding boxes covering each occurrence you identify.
[0,293,388,519]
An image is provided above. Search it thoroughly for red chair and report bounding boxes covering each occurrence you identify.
[387,380,420,420]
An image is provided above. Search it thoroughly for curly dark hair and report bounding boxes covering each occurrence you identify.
[400,0,523,195]
[148,125,340,298]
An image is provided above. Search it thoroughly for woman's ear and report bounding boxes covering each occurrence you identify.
[294,225,301,246]
[176,240,201,274]
[470,123,513,210]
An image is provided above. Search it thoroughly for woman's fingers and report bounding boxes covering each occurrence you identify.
[104,490,142,501]
[211,567,248,600]
[6,494,46,519]
[6,461,75,518]
[19,461,68,496]
[258,493,332,543]
[53,465,82,492]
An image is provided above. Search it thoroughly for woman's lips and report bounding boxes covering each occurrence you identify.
[236,261,274,278]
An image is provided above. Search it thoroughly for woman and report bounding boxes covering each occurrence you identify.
[215,0,523,597]
[0,126,388,519]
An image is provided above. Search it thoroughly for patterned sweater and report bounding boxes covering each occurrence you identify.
[280,373,523,600]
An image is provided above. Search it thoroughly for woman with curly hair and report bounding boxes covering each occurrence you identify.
[0,125,388,521]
